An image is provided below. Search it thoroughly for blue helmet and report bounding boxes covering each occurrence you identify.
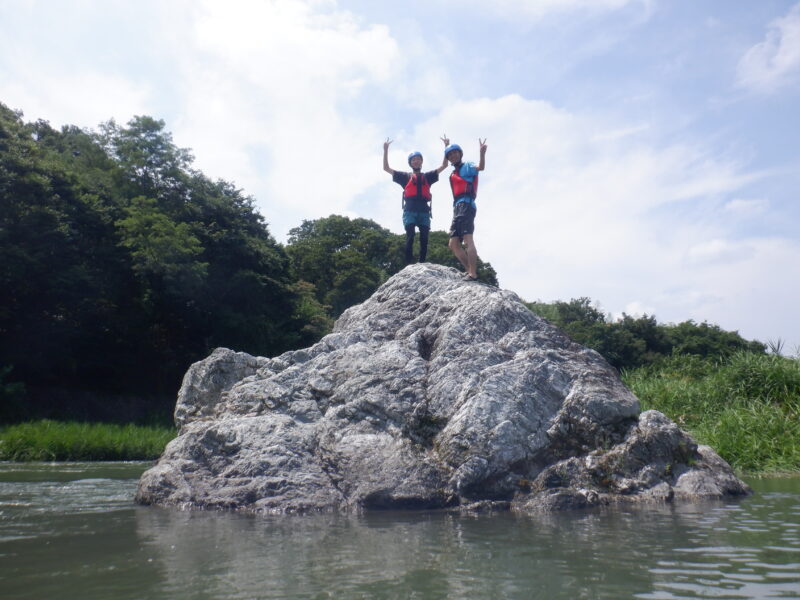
[407,151,423,165]
[444,144,462,158]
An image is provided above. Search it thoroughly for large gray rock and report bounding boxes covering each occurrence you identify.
[136,264,750,513]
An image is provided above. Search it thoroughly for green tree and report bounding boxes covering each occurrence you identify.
[328,249,385,315]
[286,215,394,315]
[97,116,192,201]
[288,281,334,347]
[526,296,765,370]
[667,320,765,358]
[117,196,207,293]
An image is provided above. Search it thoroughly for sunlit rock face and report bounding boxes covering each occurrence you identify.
[136,264,750,514]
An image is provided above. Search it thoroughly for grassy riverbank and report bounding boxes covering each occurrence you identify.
[0,420,176,461]
[623,351,800,475]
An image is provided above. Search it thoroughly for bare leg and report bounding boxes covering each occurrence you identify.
[448,236,469,271]
[462,234,478,278]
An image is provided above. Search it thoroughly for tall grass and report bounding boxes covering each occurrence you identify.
[623,351,800,474]
[0,420,176,461]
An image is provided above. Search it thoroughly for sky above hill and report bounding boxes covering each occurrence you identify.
[2,0,799,351]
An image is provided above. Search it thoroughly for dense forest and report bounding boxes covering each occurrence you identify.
[0,102,768,425]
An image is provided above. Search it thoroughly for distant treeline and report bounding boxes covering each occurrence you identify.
[1,103,766,424]
[526,297,765,370]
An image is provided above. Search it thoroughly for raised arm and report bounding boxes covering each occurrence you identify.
[476,138,487,171]
[436,134,450,173]
[383,138,394,174]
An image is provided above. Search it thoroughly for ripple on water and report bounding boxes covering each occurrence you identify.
[0,462,146,543]
[637,487,800,600]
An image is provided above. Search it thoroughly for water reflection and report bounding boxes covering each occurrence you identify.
[0,464,798,600]
[133,493,800,599]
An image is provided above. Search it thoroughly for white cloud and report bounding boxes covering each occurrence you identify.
[0,2,154,126]
[161,0,404,236]
[675,237,800,345]
[1,69,151,129]
[685,239,755,266]
[737,3,800,93]
[433,0,654,22]
[724,197,769,216]
[620,301,657,318]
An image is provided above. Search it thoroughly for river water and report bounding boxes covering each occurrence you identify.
[1,463,798,599]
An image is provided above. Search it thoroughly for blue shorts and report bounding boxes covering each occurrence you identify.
[449,202,476,239]
[403,210,431,228]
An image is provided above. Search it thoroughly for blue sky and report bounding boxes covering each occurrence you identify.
[2,0,799,352]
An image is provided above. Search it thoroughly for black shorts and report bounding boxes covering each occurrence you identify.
[449,202,476,239]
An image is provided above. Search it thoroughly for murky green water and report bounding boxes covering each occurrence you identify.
[1,463,798,599]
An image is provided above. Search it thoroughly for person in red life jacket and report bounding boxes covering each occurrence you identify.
[442,136,487,281]
[383,138,448,264]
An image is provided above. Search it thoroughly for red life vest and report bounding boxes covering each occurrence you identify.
[403,172,432,201]
[402,172,432,212]
[450,166,478,204]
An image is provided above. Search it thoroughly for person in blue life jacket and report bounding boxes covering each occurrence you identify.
[383,137,449,264]
[442,136,487,281]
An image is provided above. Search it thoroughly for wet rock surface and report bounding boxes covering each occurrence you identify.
[136,264,750,513]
